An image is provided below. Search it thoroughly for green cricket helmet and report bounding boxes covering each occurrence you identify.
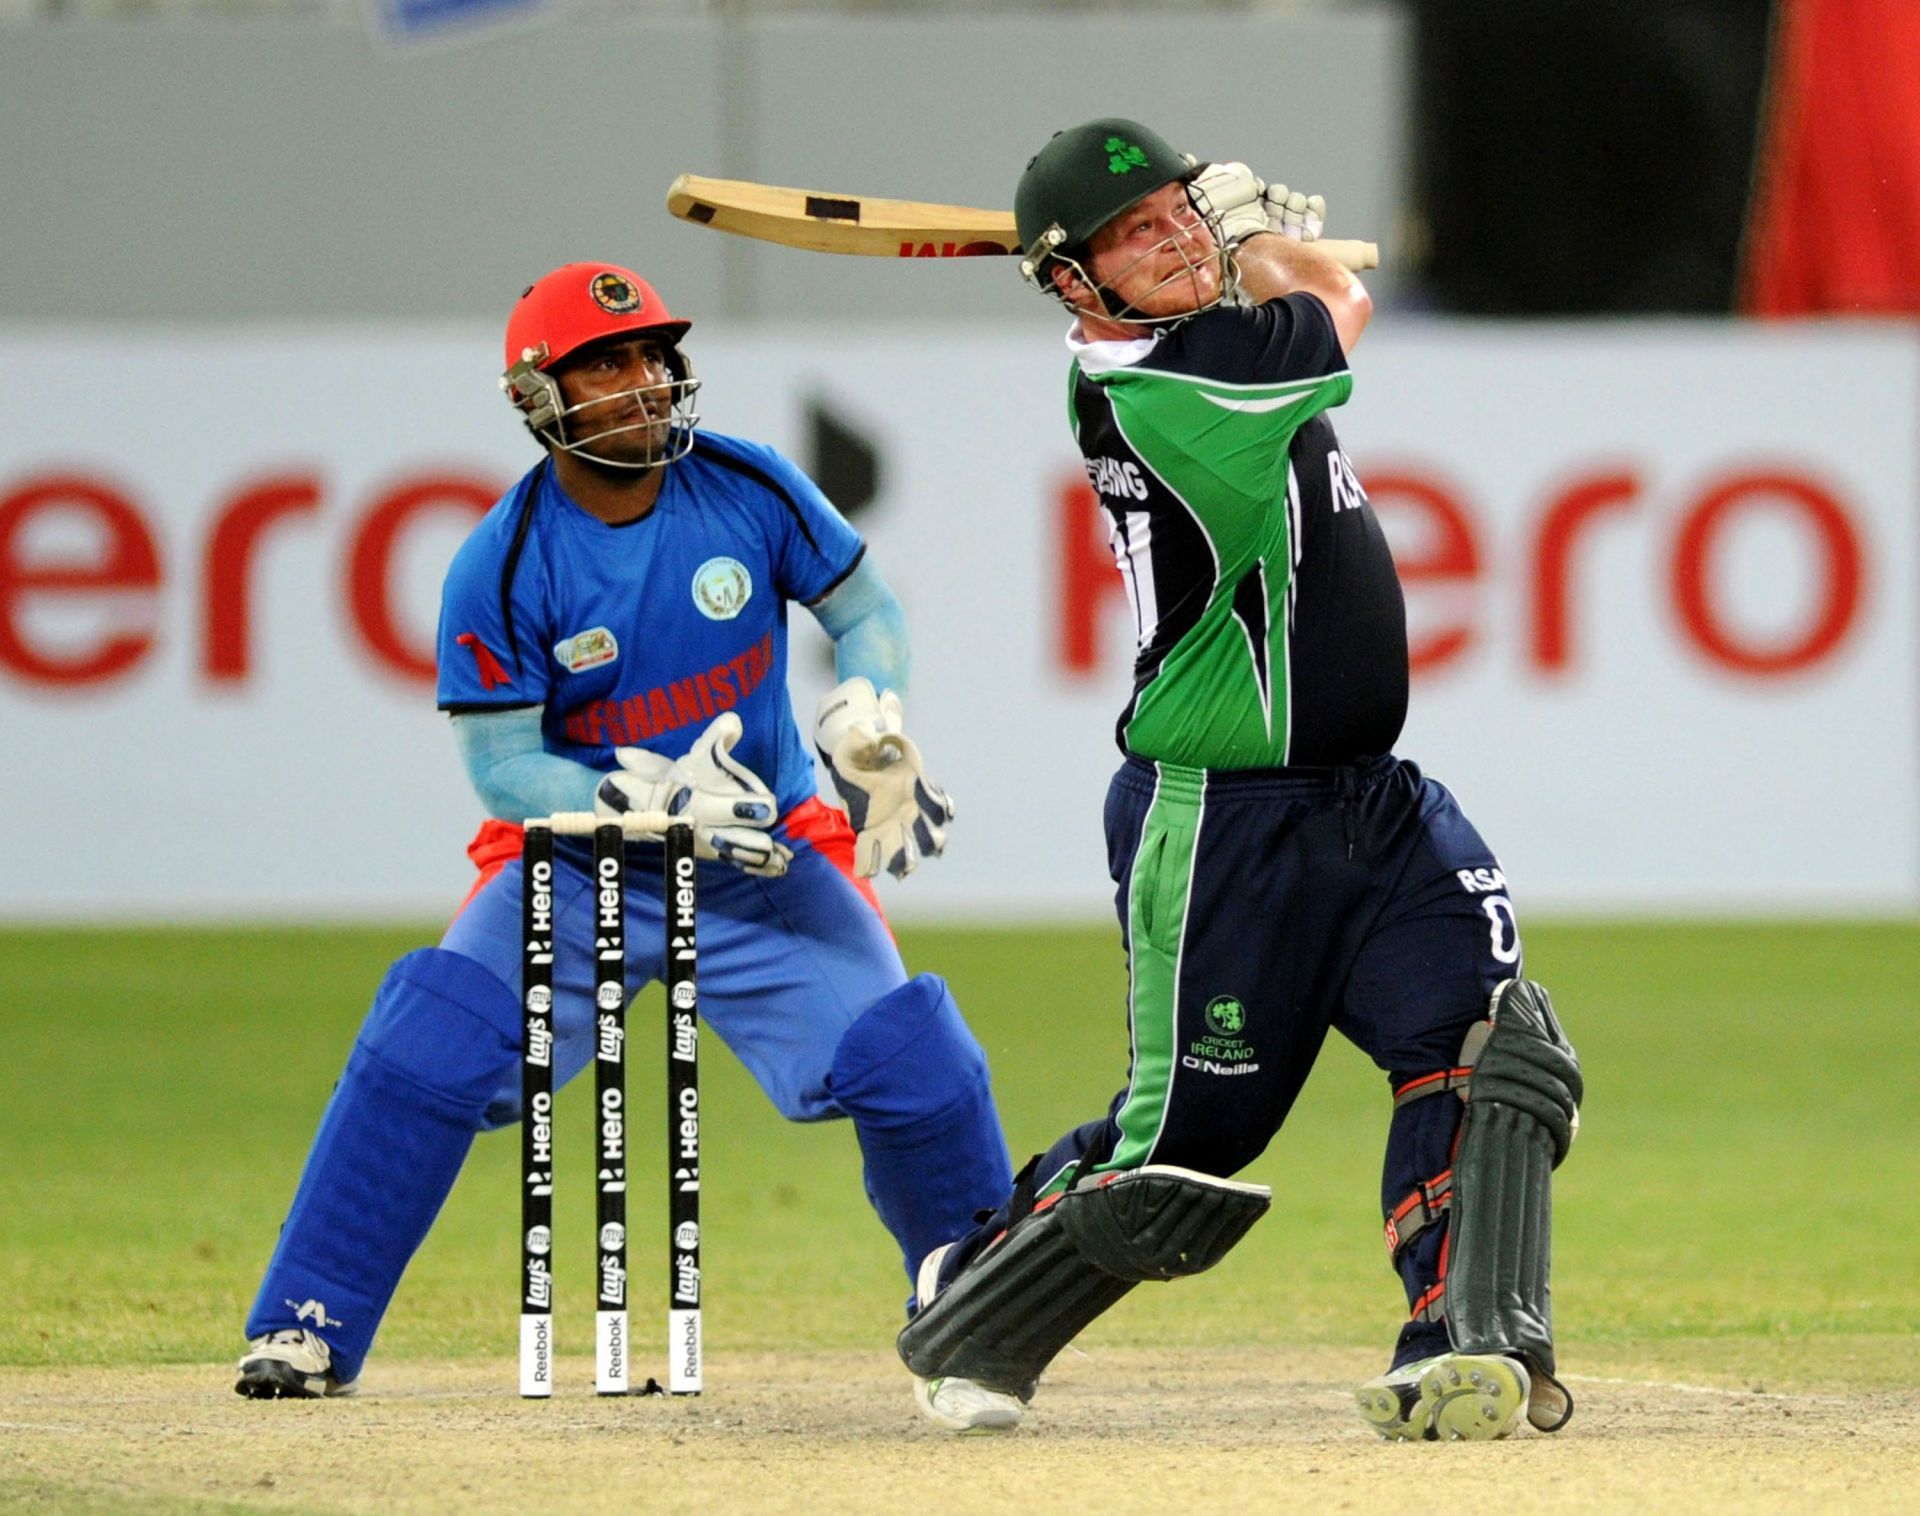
[1014,119,1195,282]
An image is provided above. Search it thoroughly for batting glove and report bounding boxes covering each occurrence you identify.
[1188,161,1268,246]
[814,676,955,880]
[1261,184,1326,243]
[596,712,792,878]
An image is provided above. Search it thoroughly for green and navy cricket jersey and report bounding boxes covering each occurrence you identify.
[436,432,863,818]
[1069,292,1408,768]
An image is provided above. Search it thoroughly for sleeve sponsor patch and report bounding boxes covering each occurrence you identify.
[553,626,619,673]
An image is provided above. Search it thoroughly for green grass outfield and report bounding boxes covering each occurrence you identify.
[2,921,1915,1388]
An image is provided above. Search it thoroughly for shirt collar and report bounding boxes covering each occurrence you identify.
[1066,321,1165,375]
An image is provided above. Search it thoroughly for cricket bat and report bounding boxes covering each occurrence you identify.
[667,174,1380,271]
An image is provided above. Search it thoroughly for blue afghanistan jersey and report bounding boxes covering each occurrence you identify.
[435,431,864,818]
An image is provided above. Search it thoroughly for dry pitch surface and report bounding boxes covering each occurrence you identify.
[5,1347,1915,1515]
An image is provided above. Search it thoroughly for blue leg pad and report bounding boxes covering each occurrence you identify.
[827,973,1013,1280]
[244,948,522,1382]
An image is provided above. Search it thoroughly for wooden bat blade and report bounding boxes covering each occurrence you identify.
[667,174,1019,258]
[666,173,1379,271]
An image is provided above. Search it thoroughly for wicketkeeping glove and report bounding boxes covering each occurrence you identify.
[595,712,792,878]
[1187,161,1268,245]
[1261,184,1325,243]
[813,676,955,880]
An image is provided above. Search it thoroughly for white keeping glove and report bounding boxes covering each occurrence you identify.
[1187,161,1269,245]
[813,676,955,880]
[595,712,792,878]
[1261,184,1325,243]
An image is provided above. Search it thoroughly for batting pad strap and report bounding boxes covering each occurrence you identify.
[1392,1068,1473,1108]
[897,1166,1270,1402]
[1383,1168,1453,1261]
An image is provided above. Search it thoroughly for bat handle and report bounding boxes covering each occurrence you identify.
[1316,238,1379,272]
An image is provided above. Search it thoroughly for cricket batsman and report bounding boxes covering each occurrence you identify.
[897,121,1584,1441]
[235,263,1016,1430]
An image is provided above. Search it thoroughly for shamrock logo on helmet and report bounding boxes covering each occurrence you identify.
[1105,137,1150,174]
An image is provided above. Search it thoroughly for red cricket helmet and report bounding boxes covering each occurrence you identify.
[501,263,702,469]
[503,263,692,374]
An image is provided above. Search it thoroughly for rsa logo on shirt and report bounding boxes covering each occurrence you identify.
[554,626,619,673]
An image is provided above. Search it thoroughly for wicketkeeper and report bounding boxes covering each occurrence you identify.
[234,263,1014,1425]
[897,120,1584,1442]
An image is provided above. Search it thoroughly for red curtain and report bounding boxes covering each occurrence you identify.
[1743,0,1920,315]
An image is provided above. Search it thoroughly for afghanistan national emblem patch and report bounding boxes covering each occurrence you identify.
[590,272,642,313]
[692,557,752,621]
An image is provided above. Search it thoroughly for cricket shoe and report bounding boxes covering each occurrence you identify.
[912,1374,1025,1432]
[234,1329,357,1399]
[907,1244,1023,1433]
[1418,1352,1530,1441]
[1354,1354,1442,1441]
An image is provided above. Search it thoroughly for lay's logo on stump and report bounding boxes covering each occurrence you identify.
[554,626,619,673]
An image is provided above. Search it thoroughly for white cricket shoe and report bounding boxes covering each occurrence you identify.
[234,1329,357,1399]
[912,1374,1025,1433]
[907,1243,1023,1432]
[1355,1353,1444,1440]
[1418,1352,1530,1440]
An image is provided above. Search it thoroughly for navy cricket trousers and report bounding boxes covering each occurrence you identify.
[951,751,1523,1361]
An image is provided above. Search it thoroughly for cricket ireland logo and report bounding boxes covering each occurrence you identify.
[1105,137,1150,174]
[1187,994,1257,1075]
[1204,995,1247,1038]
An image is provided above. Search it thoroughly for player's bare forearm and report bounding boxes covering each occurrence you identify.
[1235,233,1373,353]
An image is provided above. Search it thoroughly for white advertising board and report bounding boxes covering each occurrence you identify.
[1,322,1914,920]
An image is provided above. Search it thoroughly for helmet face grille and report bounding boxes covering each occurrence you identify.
[1026,236,1237,331]
[518,371,704,472]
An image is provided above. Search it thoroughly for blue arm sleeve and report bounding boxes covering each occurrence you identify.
[450,707,603,822]
[810,555,911,695]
